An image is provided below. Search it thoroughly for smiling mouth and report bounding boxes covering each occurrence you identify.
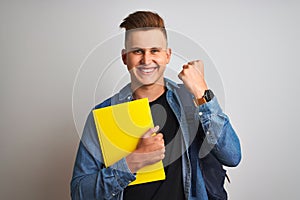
[138,66,159,74]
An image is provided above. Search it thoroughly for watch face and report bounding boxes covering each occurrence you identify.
[204,90,214,101]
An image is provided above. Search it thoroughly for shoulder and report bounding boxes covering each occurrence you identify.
[94,83,132,109]
[94,98,112,109]
[93,91,124,110]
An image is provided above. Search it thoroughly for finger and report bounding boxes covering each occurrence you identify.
[154,148,166,160]
[149,134,164,147]
[187,61,195,65]
[192,60,204,74]
[182,64,189,69]
[142,125,159,138]
[143,150,165,165]
[139,138,165,152]
[178,70,183,81]
[153,138,165,148]
[147,146,165,157]
[155,133,164,140]
[188,60,201,65]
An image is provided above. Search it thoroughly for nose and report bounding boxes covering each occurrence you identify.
[141,51,153,65]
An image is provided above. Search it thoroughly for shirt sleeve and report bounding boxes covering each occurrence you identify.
[70,112,136,200]
[198,97,242,167]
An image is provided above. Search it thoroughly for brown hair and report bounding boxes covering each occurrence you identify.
[119,11,167,40]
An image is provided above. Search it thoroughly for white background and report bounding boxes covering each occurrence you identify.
[1,0,299,199]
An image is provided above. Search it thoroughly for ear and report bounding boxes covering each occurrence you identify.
[166,48,172,64]
[121,49,127,65]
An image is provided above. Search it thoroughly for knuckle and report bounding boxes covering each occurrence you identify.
[158,140,164,146]
[183,65,189,69]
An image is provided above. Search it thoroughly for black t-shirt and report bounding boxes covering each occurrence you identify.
[123,91,185,200]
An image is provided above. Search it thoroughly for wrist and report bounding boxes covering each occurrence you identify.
[126,154,140,173]
[193,89,205,99]
[194,89,214,106]
[191,84,208,99]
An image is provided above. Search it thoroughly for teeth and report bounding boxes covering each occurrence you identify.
[143,68,154,73]
[140,67,156,73]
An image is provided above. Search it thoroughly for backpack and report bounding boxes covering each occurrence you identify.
[175,85,228,200]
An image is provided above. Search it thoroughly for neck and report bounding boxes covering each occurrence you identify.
[131,82,165,102]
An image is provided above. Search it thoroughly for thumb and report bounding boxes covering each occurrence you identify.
[142,125,159,138]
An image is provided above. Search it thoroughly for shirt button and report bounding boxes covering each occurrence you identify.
[127,96,131,100]
[207,131,210,135]
[112,193,116,196]
[198,112,203,116]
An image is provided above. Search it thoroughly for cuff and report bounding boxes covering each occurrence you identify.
[198,96,222,115]
[111,158,136,188]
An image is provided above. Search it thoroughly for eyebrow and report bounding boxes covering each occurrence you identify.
[130,46,162,49]
[127,47,164,51]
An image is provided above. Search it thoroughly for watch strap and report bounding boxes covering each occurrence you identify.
[194,89,214,106]
[194,96,206,106]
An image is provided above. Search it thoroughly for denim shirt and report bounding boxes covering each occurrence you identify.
[71,78,241,200]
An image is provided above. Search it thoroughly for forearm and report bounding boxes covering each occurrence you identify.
[71,143,136,200]
[198,97,242,167]
[71,111,136,200]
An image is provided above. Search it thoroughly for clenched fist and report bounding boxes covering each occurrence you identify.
[178,60,208,99]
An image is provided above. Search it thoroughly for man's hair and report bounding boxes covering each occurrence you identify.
[119,11,167,40]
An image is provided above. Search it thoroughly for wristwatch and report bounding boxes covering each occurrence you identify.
[194,89,214,106]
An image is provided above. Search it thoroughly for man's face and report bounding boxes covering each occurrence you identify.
[122,29,171,87]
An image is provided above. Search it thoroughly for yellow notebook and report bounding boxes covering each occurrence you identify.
[92,98,165,185]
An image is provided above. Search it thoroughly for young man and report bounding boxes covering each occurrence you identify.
[71,11,241,200]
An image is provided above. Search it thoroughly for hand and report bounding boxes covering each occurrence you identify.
[126,126,165,173]
[178,60,208,98]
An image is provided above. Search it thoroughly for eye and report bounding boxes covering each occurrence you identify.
[132,49,143,55]
[150,48,161,54]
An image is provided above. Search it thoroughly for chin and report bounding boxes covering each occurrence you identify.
[136,81,155,87]
[141,82,156,86]
[131,79,159,89]
[131,73,164,88]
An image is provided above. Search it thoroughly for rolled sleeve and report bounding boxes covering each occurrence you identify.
[198,97,225,144]
[197,96,242,167]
